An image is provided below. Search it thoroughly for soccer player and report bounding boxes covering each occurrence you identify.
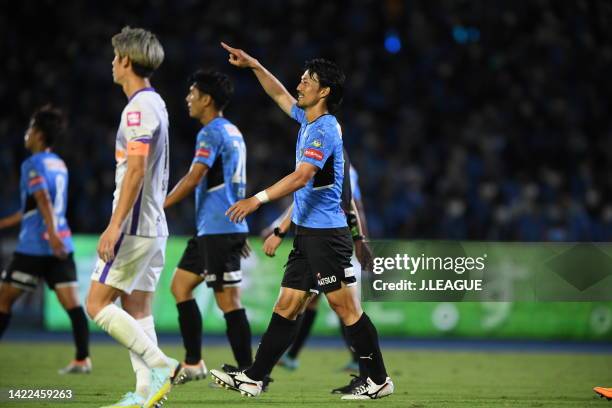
[210,42,394,400]
[0,106,91,374]
[272,163,374,395]
[85,26,178,408]
[164,70,253,384]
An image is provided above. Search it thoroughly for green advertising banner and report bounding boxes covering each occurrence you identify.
[44,235,612,340]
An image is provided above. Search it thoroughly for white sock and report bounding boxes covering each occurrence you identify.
[130,315,158,398]
[93,304,168,369]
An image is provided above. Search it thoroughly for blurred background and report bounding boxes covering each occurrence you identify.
[2,0,612,241]
[1,0,612,340]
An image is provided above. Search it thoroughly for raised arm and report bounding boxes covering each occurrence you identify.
[221,42,296,116]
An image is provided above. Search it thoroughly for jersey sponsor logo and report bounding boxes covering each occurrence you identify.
[127,111,141,127]
[196,148,211,158]
[317,274,337,286]
[304,148,324,161]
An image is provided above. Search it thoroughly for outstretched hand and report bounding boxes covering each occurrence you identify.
[220,42,258,69]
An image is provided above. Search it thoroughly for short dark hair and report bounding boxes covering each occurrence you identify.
[30,105,67,147]
[304,58,345,112]
[188,69,234,111]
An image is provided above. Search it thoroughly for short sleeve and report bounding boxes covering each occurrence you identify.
[300,122,338,170]
[193,127,221,168]
[291,104,307,124]
[123,101,159,144]
[24,159,47,194]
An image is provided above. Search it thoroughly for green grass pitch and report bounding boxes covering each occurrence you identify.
[0,342,610,407]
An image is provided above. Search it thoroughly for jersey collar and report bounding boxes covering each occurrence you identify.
[128,87,156,103]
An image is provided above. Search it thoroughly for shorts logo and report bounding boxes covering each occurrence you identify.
[304,148,324,161]
[317,275,337,286]
[127,111,141,127]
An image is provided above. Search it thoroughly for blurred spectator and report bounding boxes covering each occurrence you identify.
[1,0,611,241]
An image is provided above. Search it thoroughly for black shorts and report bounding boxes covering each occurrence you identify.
[0,252,77,291]
[282,227,355,294]
[177,233,247,291]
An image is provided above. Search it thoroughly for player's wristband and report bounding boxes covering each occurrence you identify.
[255,190,270,203]
[273,227,286,238]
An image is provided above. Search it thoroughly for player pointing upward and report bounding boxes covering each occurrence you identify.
[210,42,393,400]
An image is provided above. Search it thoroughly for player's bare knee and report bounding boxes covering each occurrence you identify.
[58,297,79,311]
[215,290,241,313]
[171,280,192,303]
[55,287,79,310]
[0,284,22,312]
[273,300,301,320]
[85,298,102,319]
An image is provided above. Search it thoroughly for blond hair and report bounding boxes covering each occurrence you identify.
[112,26,164,77]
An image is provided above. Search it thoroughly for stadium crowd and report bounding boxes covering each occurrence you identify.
[1,0,611,241]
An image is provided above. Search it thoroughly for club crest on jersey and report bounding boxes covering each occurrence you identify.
[127,111,141,127]
[28,170,38,178]
[304,148,324,161]
[311,139,322,148]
